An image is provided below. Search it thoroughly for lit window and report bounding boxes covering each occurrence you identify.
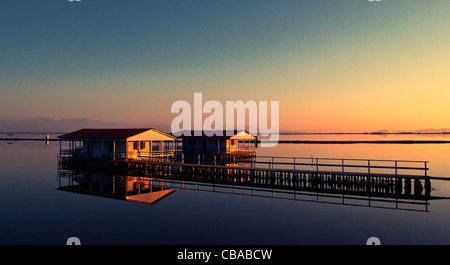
[152,141,160,151]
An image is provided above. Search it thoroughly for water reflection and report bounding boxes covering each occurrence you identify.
[58,170,175,205]
[4,138,450,244]
[58,165,450,212]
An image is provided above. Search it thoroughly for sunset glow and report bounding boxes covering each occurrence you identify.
[1,0,449,132]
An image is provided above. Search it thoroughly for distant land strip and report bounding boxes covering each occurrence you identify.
[0,138,60,141]
[278,132,450,135]
[263,140,450,144]
[2,138,450,144]
[1,132,450,135]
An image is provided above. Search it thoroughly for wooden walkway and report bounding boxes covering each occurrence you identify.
[122,161,430,197]
[60,155,433,200]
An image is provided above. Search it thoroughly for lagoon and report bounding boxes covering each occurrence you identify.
[1,134,450,244]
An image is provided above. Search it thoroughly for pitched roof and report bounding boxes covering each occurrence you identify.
[58,128,171,140]
[176,130,255,139]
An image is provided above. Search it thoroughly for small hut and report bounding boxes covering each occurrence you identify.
[177,130,257,163]
[58,128,177,160]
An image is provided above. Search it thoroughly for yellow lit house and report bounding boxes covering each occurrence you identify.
[58,128,177,160]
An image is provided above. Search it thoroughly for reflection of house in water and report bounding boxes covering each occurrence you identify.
[58,170,175,205]
[58,128,178,160]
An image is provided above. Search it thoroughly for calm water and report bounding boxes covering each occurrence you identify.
[1,134,450,245]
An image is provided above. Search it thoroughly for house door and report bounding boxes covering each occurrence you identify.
[201,139,207,152]
[86,141,91,158]
[108,142,114,158]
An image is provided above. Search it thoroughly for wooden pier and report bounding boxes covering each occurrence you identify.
[60,155,432,201]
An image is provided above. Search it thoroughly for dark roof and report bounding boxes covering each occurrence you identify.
[175,130,255,138]
[58,128,174,140]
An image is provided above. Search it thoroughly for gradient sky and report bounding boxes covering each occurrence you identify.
[1,0,450,132]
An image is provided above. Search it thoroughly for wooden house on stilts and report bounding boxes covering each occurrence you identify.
[176,130,258,164]
[58,128,178,161]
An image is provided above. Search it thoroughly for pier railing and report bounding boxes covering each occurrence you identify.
[246,156,429,177]
[108,151,175,160]
[61,149,429,177]
[172,155,429,177]
[60,148,83,158]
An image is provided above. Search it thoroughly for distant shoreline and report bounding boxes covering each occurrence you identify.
[273,140,450,144]
[1,132,449,135]
[0,132,66,135]
[278,132,450,135]
[0,138,60,141]
[2,138,450,144]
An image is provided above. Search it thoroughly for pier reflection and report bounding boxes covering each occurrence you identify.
[57,166,450,212]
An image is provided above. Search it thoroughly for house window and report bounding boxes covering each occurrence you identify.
[140,141,146,150]
[176,140,183,150]
[133,142,139,150]
[152,141,160,151]
[165,141,174,151]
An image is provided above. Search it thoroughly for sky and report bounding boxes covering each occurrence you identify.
[1,0,450,132]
